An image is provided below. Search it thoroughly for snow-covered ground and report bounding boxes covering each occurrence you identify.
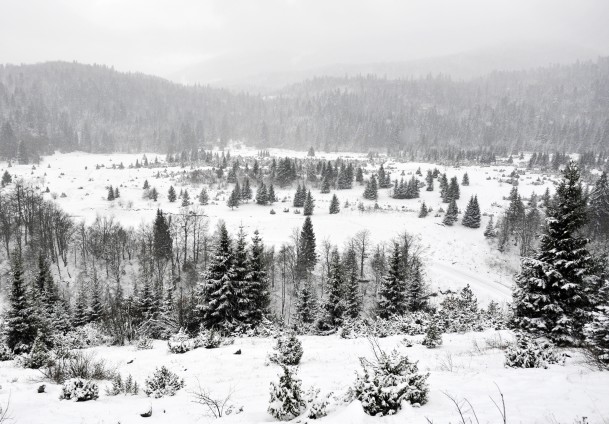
[4,148,555,304]
[1,331,608,423]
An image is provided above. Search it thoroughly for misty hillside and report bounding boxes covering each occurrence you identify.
[1,58,609,158]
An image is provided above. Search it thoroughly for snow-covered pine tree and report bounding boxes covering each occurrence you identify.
[317,249,345,330]
[425,170,434,191]
[484,215,496,238]
[227,184,241,209]
[418,202,428,218]
[198,187,209,205]
[462,195,481,228]
[88,271,104,323]
[181,189,190,207]
[584,280,609,367]
[198,223,237,331]
[320,176,330,193]
[245,230,270,326]
[294,279,317,325]
[255,183,268,205]
[442,199,458,226]
[73,282,89,327]
[462,172,470,186]
[150,187,158,201]
[406,258,427,312]
[6,253,38,353]
[233,227,250,324]
[293,184,305,207]
[343,247,361,319]
[329,194,340,214]
[296,217,317,281]
[439,173,448,200]
[303,190,315,216]
[377,243,407,318]
[107,185,115,201]
[363,175,378,200]
[241,177,252,202]
[268,365,306,421]
[588,172,609,240]
[268,184,277,203]
[167,185,177,202]
[513,161,602,345]
[355,167,364,184]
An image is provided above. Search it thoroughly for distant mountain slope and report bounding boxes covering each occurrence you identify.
[1,57,608,157]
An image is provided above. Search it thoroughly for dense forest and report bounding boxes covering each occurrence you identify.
[1,58,609,159]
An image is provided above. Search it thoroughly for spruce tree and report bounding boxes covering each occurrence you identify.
[88,272,104,323]
[293,184,305,207]
[268,184,277,203]
[355,167,364,184]
[439,173,448,200]
[320,176,331,193]
[584,281,609,367]
[227,184,241,209]
[513,162,602,345]
[318,249,345,330]
[256,183,268,205]
[241,178,252,202]
[484,216,496,238]
[73,282,89,327]
[181,189,190,207]
[443,199,459,226]
[589,172,609,240]
[114,187,120,198]
[233,227,250,324]
[296,217,317,281]
[363,175,378,200]
[343,247,361,319]
[377,243,407,318]
[198,187,209,205]
[168,185,177,202]
[198,223,237,330]
[425,170,434,191]
[406,258,427,312]
[462,196,481,228]
[153,210,172,262]
[294,279,317,325]
[462,172,470,186]
[246,230,270,325]
[329,194,340,214]
[150,187,158,201]
[143,179,149,189]
[418,202,428,218]
[6,253,38,353]
[107,185,115,201]
[303,190,315,216]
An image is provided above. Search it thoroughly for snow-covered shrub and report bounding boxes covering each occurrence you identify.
[136,336,154,350]
[60,378,99,401]
[268,366,306,421]
[353,347,429,416]
[106,373,139,396]
[0,343,14,361]
[195,329,224,349]
[17,336,52,369]
[269,332,303,366]
[306,387,333,419]
[584,303,609,368]
[57,323,111,349]
[41,351,116,384]
[422,321,443,349]
[144,366,184,398]
[504,333,565,369]
[167,329,195,354]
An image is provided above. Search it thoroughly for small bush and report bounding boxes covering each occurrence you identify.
[17,337,52,369]
[268,366,306,421]
[422,321,443,349]
[60,378,99,401]
[504,333,565,369]
[106,373,139,396]
[0,342,14,362]
[306,387,332,419]
[41,351,116,384]
[195,329,223,349]
[136,337,154,350]
[144,366,184,398]
[269,332,303,366]
[353,343,429,416]
[168,329,195,354]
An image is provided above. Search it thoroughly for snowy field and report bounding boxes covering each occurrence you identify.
[1,149,608,423]
[1,331,608,423]
[3,148,557,304]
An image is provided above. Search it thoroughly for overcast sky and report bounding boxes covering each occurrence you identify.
[1,0,609,81]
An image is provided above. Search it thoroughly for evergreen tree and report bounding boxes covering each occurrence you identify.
[73,282,89,327]
[513,162,602,345]
[114,187,120,198]
[320,176,331,193]
[318,249,345,330]
[107,185,115,201]
[153,210,172,262]
[462,196,481,228]
[293,184,305,207]
[462,173,470,186]
[88,271,104,323]
[295,279,317,325]
[255,183,268,205]
[181,189,190,207]
[303,190,315,216]
[1,170,12,187]
[406,258,427,312]
[198,187,209,205]
[268,365,306,421]
[296,217,317,281]
[343,247,361,319]
[227,184,241,209]
[377,244,407,318]
[584,281,609,367]
[443,199,459,226]
[268,184,277,203]
[150,187,158,201]
[589,172,609,240]
[168,185,177,202]
[363,175,378,200]
[198,223,237,330]
[418,202,428,218]
[6,253,38,353]
[241,178,252,202]
[439,173,448,200]
[329,194,340,214]
[355,167,364,184]
[246,230,270,325]
[143,179,149,189]
[425,170,434,191]
[484,216,496,238]
[233,227,250,324]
